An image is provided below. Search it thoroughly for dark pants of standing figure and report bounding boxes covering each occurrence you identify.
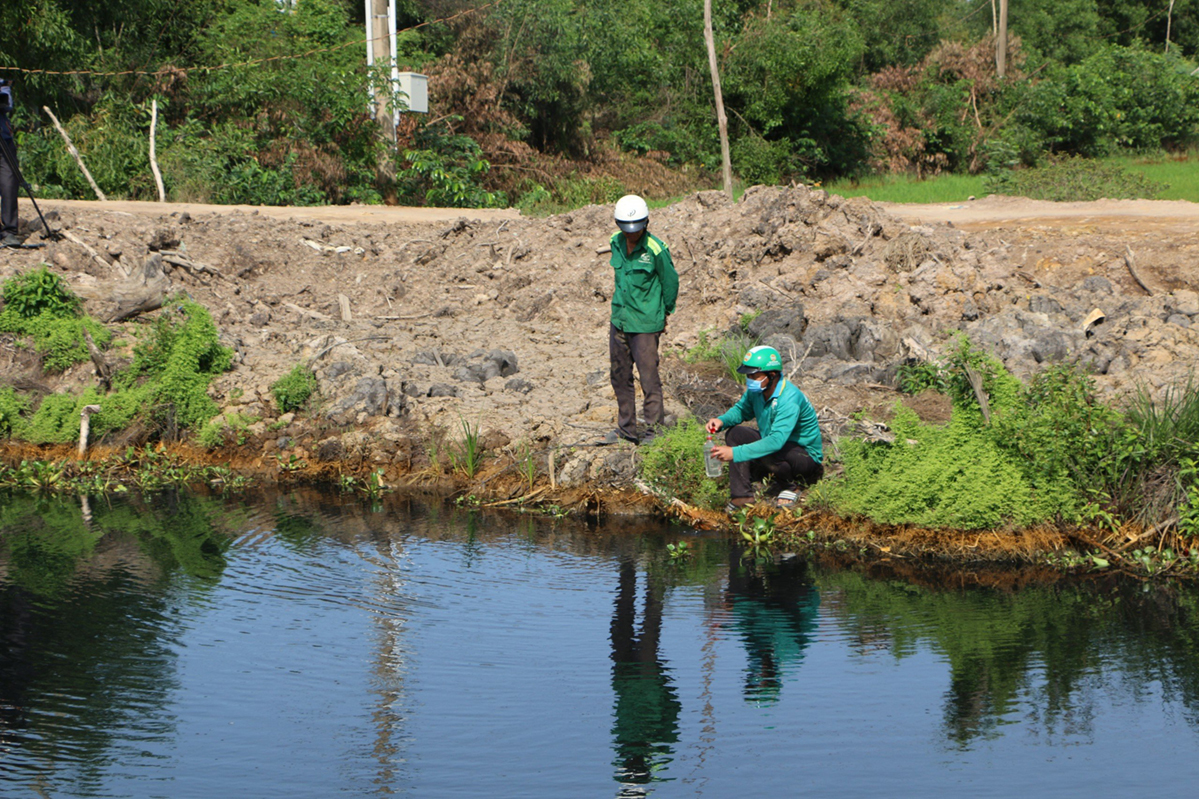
[0,136,17,237]
[725,424,823,500]
[609,323,664,441]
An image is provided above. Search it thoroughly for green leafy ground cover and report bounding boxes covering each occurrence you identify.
[643,334,1199,538]
[1,270,232,445]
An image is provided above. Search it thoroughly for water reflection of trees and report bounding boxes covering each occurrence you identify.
[0,490,235,791]
[820,569,1199,746]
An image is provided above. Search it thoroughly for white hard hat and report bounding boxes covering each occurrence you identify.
[614,194,649,234]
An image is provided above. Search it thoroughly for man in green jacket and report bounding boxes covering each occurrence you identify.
[600,194,679,445]
[707,345,823,509]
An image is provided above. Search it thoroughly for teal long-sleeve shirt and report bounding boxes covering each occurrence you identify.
[717,378,823,464]
[609,231,678,333]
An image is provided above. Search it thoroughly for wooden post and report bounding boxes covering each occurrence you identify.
[996,0,1009,78]
[150,98,166,202]
[1167,0,1177,54]
[43,106,107,201]
[78,404,102,457]
[703,0,733,198]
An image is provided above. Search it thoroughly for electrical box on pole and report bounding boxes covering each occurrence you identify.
[397,73,428,114]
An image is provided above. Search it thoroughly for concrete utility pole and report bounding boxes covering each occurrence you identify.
[703,0,733,198]
[996,0,1009,78]
[365,0,398,141]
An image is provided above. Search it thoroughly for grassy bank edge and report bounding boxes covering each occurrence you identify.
[2,441,1191,581]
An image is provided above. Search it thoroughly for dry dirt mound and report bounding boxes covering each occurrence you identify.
[4,189,1199,486]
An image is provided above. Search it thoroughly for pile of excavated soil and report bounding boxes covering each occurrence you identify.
[3,189,1199,490]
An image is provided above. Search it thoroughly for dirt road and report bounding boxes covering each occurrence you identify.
[18,197,520,226]
[882,195,1199,233]
[23,194,1199,232]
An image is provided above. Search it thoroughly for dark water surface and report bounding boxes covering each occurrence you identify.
[3,489,1199,798]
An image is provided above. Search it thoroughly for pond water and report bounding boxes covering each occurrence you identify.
[3,489,1199,798]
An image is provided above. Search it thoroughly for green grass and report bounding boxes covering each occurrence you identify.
[1109,152,1199,201]
[825,151,1199,204]
[824,172,987,204]
[542,149,1199,214]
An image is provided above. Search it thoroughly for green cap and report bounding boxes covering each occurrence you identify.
[737,345,783,374]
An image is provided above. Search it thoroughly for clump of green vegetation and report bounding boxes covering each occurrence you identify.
[448,417,485,478]
[0,267,112,373]
[811,338,1097,529]
[119,300,233,429]
[683,329,756,384]
[984,157,1167,202]
[197,411,257,450]
[896,360,948,394]
[5,299,233,444]
[638,417,728,510]
[0,387,30,437]
[271,364,319,413]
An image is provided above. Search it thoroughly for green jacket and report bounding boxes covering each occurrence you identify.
[717,378,823,464]
[609,231,678,333]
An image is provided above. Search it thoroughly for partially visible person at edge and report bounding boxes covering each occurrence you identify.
[706,345,823,510]
[599,194,679,446]
[0,78,20,248]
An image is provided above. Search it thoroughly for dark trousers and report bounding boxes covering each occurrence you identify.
[609,323,664,440]
[0,136,16,236]
[725,424,823,499]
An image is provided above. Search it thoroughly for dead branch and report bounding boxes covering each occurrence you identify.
[82,327,112,390]
[1124,245,1152,295]
[60,229,128,278]
[161,250,222,278]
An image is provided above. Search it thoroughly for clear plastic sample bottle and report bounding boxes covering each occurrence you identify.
[703,435,722,478]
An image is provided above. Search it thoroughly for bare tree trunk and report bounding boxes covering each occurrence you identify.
[150,98,166,202]
[43,106,107,201]
[78,405,102,457]
[704,0,733,198]
[1167,0,1177,54]
[996,0,1009,77]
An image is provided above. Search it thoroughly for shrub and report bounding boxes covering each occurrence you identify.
[0,387,30,437]
[0,268,111,373]
[1,267,81,318]
[271,365,318,413]
[196,412,256,450]
[812,404,1060,530]
[1016,44,1199,158]
[684,329,756,385]
[984,156,1167,201]
[812,339,1090,529]
[120,301,233,430]
[638,417,728,510]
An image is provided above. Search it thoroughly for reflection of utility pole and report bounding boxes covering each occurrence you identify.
[996,0,1009,78]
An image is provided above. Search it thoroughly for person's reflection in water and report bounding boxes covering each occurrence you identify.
[724,554,820,703]
[610,559,681,796]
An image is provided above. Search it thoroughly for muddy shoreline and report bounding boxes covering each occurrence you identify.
[0,440,1167,581]
[5,188,1199,575]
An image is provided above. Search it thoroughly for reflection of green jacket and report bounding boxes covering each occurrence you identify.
[609,231,678,333]
[717,378,823,463]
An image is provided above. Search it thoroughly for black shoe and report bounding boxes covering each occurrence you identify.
[598,429,638,446]
[0,233,23,248]
[639,427,663,446]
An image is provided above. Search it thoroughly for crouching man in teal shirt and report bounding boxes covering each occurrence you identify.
[706,345,823,510]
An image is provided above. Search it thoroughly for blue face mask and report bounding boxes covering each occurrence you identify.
[746,378,766,392]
